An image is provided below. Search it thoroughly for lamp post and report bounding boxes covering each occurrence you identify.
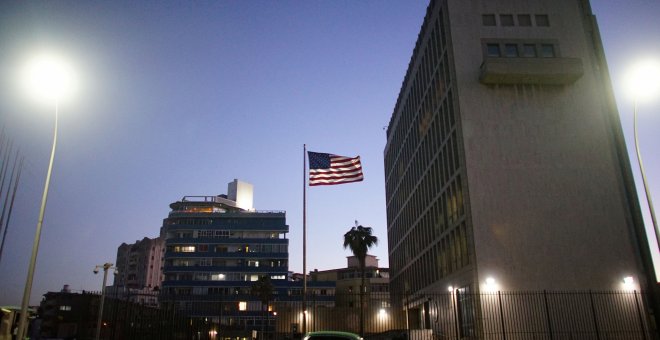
[16,53,76,340]
[633,99,660,250]
[94,263,117,340]
[626,59,660,256]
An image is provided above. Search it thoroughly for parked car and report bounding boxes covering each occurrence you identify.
[304,331,363,340]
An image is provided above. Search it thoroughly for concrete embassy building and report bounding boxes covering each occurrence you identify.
[384,0,653,298]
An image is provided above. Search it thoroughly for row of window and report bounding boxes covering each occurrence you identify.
[385,14,450,176]
[171,230,282,239]
[168,258,287,268]
[165,272,287,282]
[387,126,461,247]
[482,14,550,27]
[385,8,471,297]
[164,286,333,297]
[167,243,288,253]
[390,175,465,277]
[486,42,556,58]
[391,222,470,295]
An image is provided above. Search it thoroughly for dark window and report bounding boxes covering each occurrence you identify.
[482,14,496,26]
[540,44,555,57]
[522,44,537,57]
[486,44,501,57]
[535,14,550,27]
[500,14,514,26]
[505,44,518,57]
[517,14,532,26]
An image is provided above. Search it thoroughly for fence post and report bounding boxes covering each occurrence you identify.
[497,291,506,340]
[543,290,553,340]
[453,290,460,340]
[633,291,648,340]
[588,290,601,340]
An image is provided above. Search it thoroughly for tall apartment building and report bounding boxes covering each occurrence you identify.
[384,0,653,299]
[160,179,294,334]
[114,236,165,291]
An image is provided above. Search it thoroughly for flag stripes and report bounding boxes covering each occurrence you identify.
[308,152,364,186]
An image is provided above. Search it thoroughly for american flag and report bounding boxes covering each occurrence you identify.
[308,151,364,186]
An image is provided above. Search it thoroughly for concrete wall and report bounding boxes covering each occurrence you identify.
[446,0,643,290]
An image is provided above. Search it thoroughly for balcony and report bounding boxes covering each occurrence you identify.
[479,57,583,85]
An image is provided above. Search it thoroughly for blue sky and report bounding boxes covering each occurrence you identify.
[0,1,659,305]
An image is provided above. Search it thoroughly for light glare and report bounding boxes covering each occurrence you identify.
[23,53,77,104]
[484,277,498,292]
[622,276,635,291]
[625,58,660,102]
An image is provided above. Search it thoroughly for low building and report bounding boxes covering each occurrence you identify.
[310,255,390,310]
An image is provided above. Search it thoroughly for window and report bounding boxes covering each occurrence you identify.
[482,14,496,26]
[59,305,71,311]
[504,44,518,57]
[214,230,230,238]
[211,273,226,281]
[198,244,209,252]
[535,14,550,27]
[517,14,531,26]
[540,44,555,57]
[486,44,501,57]
[173,245,195,252]
[522,44,536,57]
[239,301,247,311]
[499,14,514,26]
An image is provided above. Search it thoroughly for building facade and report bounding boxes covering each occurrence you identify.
[160,180,308,335]
[310,255,390,309]
[114,236,165,291]
[385,0,652,299]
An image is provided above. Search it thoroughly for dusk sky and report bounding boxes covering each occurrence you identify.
[0,1,659,306]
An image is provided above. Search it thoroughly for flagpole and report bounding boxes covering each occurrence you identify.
[302,144,307,335]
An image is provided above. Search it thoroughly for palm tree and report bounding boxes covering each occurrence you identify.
[251,275,274,338]
[343,221,378,336]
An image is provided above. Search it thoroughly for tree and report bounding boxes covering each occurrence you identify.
[251,275,274,337]
[343,221,378,336]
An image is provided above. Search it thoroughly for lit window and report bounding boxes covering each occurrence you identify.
[59,305,71,311]
[239,302,247,311]
[540,44,555,58]
[173,245,194,253]
[211,273,226,281]
[517,14,531,26]
[499,14,514,26]
[486,44,501,57]
[504,44,518,57]
[535,14,550,27]
[522,44,536,57]
[482,14,496,26]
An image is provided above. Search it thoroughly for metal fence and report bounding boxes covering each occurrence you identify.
[41,290,656,340]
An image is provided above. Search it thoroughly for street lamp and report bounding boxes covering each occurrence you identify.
[94,263,118,340]
[16,53,77,340]
[625,58,660,259]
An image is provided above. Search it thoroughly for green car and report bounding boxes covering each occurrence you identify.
[304,331,363,340]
